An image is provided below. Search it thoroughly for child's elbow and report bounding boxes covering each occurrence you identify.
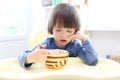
[86,59,98,66]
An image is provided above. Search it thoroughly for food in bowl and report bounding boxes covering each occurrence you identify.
[45,49,69,69]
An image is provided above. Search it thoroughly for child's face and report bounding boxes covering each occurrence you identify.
[53,26,75,48]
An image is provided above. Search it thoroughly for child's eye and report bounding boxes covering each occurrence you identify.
[67,30,72,33]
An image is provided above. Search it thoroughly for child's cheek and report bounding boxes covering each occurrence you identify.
[68,34,74,40]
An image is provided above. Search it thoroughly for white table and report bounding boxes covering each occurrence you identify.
[0,58,120,80]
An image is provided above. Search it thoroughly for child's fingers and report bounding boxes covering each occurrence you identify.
[70,35,76,42]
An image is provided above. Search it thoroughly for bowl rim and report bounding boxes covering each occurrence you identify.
[47,49,69,58]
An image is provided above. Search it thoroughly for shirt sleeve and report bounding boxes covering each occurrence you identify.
[18,51,32,67]
[18,38,50,68]
[18,46,38,68]
[77,39,98,65]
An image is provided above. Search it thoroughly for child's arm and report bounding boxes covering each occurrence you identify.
[81,39,98,65]
[18,44,48,67]
[71,32,98,65]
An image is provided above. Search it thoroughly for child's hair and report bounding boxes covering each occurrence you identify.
[48,3,81,34]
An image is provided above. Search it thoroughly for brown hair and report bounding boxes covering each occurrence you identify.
[48,3,81,34]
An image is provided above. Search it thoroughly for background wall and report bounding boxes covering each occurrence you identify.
[0,37,27,60]
[89,31,120,58]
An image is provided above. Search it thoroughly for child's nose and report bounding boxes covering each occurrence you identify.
[61,34,66,37]
[61,32,68,37]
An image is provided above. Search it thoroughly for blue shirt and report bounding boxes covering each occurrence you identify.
[18,37,98,67]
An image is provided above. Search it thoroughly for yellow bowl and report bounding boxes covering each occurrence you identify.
[45,49,69,69]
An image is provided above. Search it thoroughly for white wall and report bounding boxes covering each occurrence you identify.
[0,37,27,60]
[89,31,120,58]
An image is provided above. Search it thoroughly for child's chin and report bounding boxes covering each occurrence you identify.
[59,44,67,48]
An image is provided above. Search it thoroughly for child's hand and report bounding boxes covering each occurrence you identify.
[26,44,48,64]
[71,32,88,42]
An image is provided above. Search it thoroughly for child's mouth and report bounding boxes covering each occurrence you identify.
[60,39,67,43]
